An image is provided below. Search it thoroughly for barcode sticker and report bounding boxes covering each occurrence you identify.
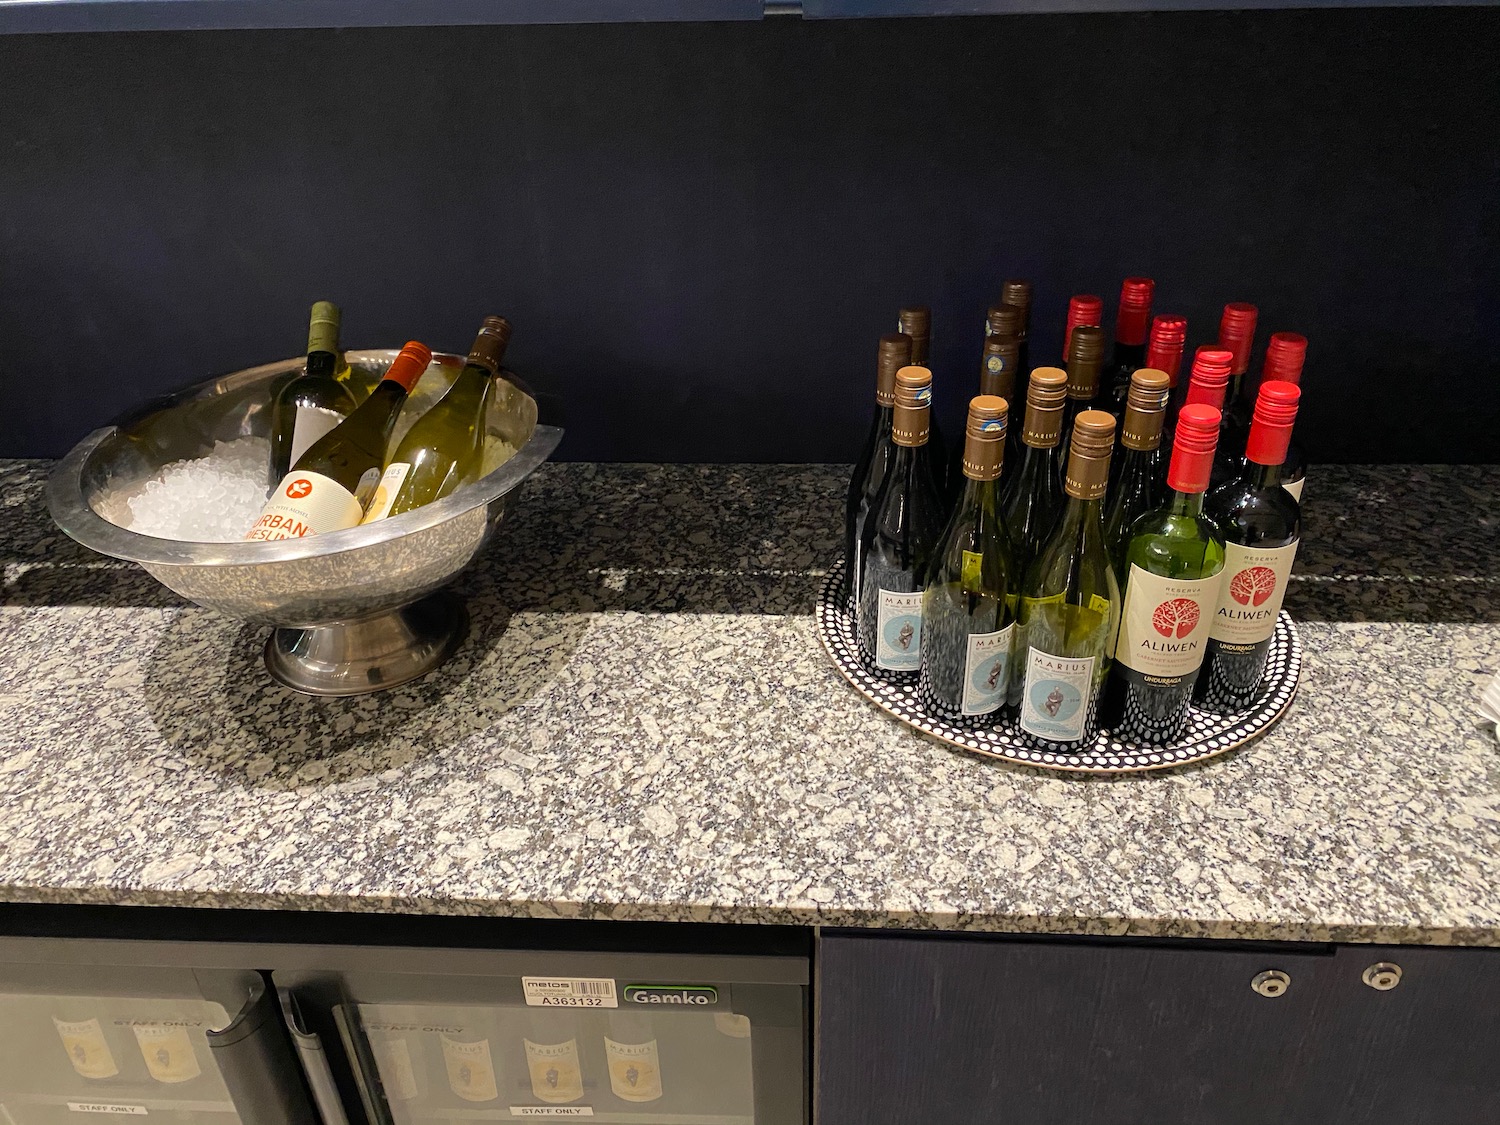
[521,977,617,1008]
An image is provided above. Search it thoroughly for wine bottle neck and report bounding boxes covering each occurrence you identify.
[1167,489,1206,517]
[1247,458,1284,490]
[306,350,337,378]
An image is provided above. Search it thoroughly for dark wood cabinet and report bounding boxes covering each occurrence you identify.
[816,931,1500,1124]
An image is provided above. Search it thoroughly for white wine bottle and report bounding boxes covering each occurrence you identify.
[246,341,432,541]
[268,301,360,487]
[363,316,513,522]
[604,1011,663,1103]
[524,1012,585,1104]
[1014,411,1120,750]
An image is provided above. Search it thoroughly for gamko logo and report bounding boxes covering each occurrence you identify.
[1229,566,1277,606]
[1151,597,1200,639]
[285,478,313,499]
[623,986,718,1006]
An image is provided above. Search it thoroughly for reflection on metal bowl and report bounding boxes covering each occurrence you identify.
[47,349,563,695]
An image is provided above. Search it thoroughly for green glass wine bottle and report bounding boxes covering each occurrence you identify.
[1000,367,1068,584]
[1195,380,1303,712]
[362,317,512,523]
[919,395,1015,719]
[843,334,913,605]
[247,341,432,540]
[858,366,947,678]
[1102,277,1155,416]
[268,301,360,488]
[1013,411,1120,747]
[1103,367,1172,582]
[1101,403,1227,743]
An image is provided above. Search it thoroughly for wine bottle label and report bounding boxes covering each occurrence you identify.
[714,1012,753,1038]
[1284,477,1305,502]
[1019,648,1095,742]
[54,1018,119,1080]
[875,589,924,670]
[1114,565,1223,680]
[441,1035,498,1102]
[289,405,344,467]
[962,626,1014,716]
[1209,541,1299,646]
[131,1024,201,1084]
[524,1038,585,1103]
[246,471,365,540]
[604,1037,663,1102]
[361,463,411,524]
[373,1036,420,1100]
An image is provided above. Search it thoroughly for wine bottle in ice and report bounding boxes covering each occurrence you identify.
[1101,403,1227,742]
[919,395,1015,719]
[362,316,511,522]
[1195,380,1303,712]
[246,341,432,540]
[268,301,360,488]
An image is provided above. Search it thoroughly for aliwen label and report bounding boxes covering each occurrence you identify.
[1209,542,1298,646]
[1019,649,1094,742]
[876,589,923,671]
[246,471,364,540]
[962,626,1013,716]
[1115,566,1223,681]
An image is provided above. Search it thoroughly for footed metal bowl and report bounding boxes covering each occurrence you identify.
[46,349,563,696]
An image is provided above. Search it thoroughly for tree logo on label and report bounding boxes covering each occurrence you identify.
[1229,566,1277,606]
[1152,597,1200,638]
[285,478,313,499]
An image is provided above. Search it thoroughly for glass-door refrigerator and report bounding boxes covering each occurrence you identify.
[274,944,807,1124]
[0,949,320,1125]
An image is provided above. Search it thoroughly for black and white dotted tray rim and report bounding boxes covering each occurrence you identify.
[817,559,1301,774]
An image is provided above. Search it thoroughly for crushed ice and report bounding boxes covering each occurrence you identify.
[123,436,270,542]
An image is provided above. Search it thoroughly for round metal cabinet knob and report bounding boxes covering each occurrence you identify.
[1362,962,1403,991]
[1251,970,1291,997]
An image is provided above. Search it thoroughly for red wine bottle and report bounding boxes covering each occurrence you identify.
[1262,332,1308,501]
[844,334,913,603]
[1194,380,1302,713]
[1210,302,1258,486]
[1101,403,1226,742]
[1165,345,1232,452]
[1062,294,1103,363]
[1103,277,1155,416]
[1147,314,1188,425]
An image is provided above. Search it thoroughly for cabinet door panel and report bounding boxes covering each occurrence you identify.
[817,932,1339,1125]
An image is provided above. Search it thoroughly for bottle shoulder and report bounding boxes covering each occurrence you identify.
[1206,483,1301,543]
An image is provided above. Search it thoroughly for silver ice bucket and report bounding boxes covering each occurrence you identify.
[46,348,563,695]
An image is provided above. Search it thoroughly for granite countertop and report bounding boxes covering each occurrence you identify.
[1,458,1498,945]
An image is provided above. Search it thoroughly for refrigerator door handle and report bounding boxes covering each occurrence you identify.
[206,973,321,1125]
[279,988,352,1125]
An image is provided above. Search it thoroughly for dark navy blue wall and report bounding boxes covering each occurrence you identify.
[1,8,1497,463]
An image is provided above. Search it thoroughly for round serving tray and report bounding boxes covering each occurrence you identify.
[817,560,1301,774]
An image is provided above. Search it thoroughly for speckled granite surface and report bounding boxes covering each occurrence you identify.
[1,459,1498,944]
